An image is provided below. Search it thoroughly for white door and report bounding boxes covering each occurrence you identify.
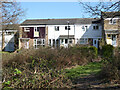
[112,35,117,47]
[24,41,29,49]
[64,39,68,48]
[93,39,98,48]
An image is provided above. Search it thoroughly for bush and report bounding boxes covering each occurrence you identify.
[99,47,120,83]
[89,46,98,58]
[2,46,100,88]
[101,44,114,59]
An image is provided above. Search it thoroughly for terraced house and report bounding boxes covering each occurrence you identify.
[0,25,19,51]
[102,12,120,47]
[19,18,102,49]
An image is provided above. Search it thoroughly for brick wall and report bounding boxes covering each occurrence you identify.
[104,19,119,30]
[45,26,48,46]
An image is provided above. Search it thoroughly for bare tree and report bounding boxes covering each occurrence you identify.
[79,1,120,46]
[1,0,24,26]
[79,1,120,18]
[0,0,25,50]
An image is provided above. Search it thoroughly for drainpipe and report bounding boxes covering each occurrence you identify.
[67,21,69,48]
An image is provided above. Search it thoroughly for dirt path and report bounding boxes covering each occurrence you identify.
[72,75,120,89]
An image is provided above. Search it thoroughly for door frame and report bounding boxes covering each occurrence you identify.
[93,38,98,48]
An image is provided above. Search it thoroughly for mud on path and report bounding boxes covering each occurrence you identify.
[71,75,120,89]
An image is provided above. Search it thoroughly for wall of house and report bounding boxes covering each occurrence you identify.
[45,26,48,46]
[22,27,45,39]
[75,24,102,43]
[20,23,102,48]
[104,18,120,47]
[104,18,119,30]
[47,25,75,40]
[47,24,102,47]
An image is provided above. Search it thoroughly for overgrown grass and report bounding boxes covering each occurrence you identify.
[65,62,102,80]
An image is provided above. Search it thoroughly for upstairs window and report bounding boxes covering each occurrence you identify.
[82,26,88,31]
[109,19,116,24]
[55,26,59,31]
[24,27,30,32]
[85,26,88,31]
[34,27,39,37]
[65,26,67,30]
[65,26,70,30]
[82,26,85,31]
[93,25,99,30]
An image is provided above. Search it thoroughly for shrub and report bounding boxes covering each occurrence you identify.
[89,46,98,58]
[2,46,100,88]
[101,44,114,59]
[99,47,120,83]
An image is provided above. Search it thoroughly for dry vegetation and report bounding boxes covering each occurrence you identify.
[2,45,120,89]
[2,45,98,88]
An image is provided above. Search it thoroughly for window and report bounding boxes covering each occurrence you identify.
[68,26,70,30]
[79,38,88,44]
[82,26,85,31]
[109,19,116,24]
[108,34,111,38]
[65,26,70,30]
[82,26,88,31]
[61,39,64,44]
[55,26,59,31]
[24,27,30,32]
[53,39,55,47]
[34,27,39,37]
[43,39,45,44]
[94,40,96,44]
[93,26,99,30]
[85,26,88,31]
[34,39,45,49]
[49,39,51,46]
[65,26,67,30]
[65,39,68,44]
[69,39,72,44]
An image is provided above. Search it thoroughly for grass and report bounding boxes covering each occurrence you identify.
[0,51,10,54]
[65,62,102,80]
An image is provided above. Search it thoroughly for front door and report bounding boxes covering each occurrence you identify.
[112,35,117,47]
[64,39,68,48]
[93,39,98,48]
[24,41,29,49]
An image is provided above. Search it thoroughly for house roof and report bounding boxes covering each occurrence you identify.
[2,24,19,30]
[102,11,120,18]
[21,18,101,26]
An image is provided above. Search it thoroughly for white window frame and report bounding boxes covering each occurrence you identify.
[82,26,85,31]
[34,27,40,37]
[55,26,59,31]
[24,27,30,32]
[82,26,88,31]
[93,25,99,30]
[69,39,72,44]
[79,38,88,44]
[34,39,45,49]
[109,19,116,25]
[49,39,51,46]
